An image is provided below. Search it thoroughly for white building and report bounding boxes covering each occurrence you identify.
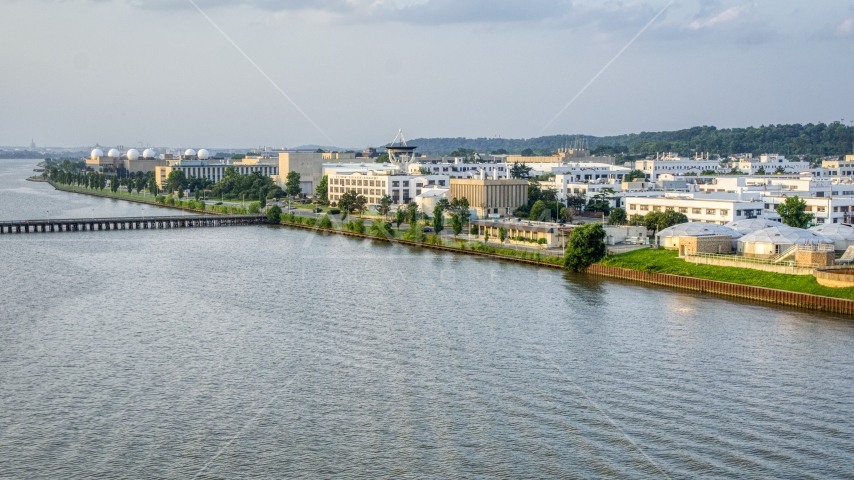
[624,193,766,225]
[328,171,450,207]
[734,154,810,175]
[635,153,726,181]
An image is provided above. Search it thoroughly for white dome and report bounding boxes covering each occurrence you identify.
[739,226,833,246]
[725,218,783,235]
[656,222,743,239]
[142,148,156,159]
[91,148,104,159]
[107,148,120,158]
[809,223,854,241]
[197,149,210,160]
[184,149,197,157]
[126,149,140,160]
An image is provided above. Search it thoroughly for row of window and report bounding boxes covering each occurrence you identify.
[628,204,730,216]
[332,178,387,188]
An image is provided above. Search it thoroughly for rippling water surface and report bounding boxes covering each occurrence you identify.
[1,159,854,479]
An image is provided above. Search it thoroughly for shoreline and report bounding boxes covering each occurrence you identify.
[45,181,854,315]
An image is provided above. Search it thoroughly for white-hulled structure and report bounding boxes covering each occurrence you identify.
[738,226,833,257]
[197,149,210,160]
[656,222,743,249]
[107,148,120,158]
[184,149,197,157]
[725,218,783,235]
[126,149,140,161]
[142,148,156,159]
[809,224,854,251]
[91,148,104,160]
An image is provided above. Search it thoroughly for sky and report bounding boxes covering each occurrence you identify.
[0,0,852,150]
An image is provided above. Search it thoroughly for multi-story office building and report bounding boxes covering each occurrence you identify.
[635,153,727,180]
[449,178,529,217]
[327,172,450,206]
[154,160,277,190]
[734,154,810,174]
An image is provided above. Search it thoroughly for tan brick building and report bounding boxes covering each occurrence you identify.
[450,178,528,217]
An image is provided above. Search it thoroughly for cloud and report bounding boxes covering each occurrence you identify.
[838,18,854,37]
[688,3,755,30]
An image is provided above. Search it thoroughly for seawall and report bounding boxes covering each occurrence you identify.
[586,264,854,315]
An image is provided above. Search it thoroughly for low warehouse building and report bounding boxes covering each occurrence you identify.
[656,222,742,253]
[809,224,854,252]
[725,218,783,235]
[738,226,834,258]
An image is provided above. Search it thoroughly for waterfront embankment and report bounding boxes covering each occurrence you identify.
[45,182,854,313]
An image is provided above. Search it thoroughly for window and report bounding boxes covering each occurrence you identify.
[415,183,423,188]
[817,207,826,212]
[805,206,813,212]
[392,181,399,187]
[653,206,662,212]
[639,205,649,211]
[403,181,409,187]
[438,180,446,187]
[629,204,636,210]
[707,209,716,215]
[692,208,702,214]
[764,203,770,209]
[736,210,742,216]
[679,208,688,213]
[720,209,729,216]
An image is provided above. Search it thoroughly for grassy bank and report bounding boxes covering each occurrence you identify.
[278,214,565,267]
[599,248,854,300]
[50,183,251,215]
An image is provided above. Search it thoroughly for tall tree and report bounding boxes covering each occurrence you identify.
[315,175,329,205]
[564,223,607,272]
[432,203,445,234]
[395,207,405,228]
[378,195,392,219]
[285,171,301,197]
[776,196,814,228]
[451,214,463,238]
[608,207,628,225]
[407,202,419,225]
[510,162,532,179]
[353,195,368,217]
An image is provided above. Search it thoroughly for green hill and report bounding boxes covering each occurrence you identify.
[410,123,854,164]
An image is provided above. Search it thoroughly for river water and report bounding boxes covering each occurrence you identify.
[1,159,853,479]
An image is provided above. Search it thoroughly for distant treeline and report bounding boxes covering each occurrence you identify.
[410,123,854,162]
[0,151,54,159]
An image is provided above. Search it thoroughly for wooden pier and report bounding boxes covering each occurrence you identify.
[0,215,266,234]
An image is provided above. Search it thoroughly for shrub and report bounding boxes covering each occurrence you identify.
[537,238,547,245]
[305,218,317,227]
[470,225,478,235]
[267,205,283,224]
[318,214,333,229]
[248,202,261,214]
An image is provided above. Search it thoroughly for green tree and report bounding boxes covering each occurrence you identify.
[165,170,187,194]
[520,148,535,157]
[378,195,392,219]
[498,227,507,242]
[776,196,814,228]
[756,166,766,175]
[318,214,333,229]
[624,170,646,182]
[315,175,329,205]
[353,195,368,217]
[111,178,119,193]
[451,213,463,238]
[407,202,419,225]
[432,203,445,233]
[338,190,356,214]
[375,153,390,163]
[395,207,405,228]
[266,204,282,224]
[608,207,628,225]
[529,200,547,221]
[258,189,267,209]
[564,223,607,272]
[285,171,302,197]
[248,202,261,214]
[510,162,532,179]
